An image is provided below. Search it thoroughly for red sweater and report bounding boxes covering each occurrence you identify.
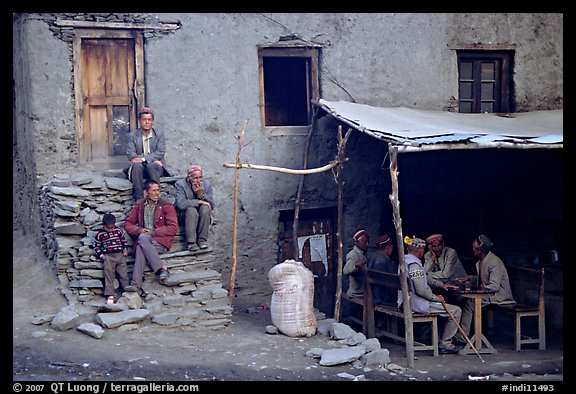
[124,198,178,251]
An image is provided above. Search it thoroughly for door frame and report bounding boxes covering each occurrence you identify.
[278,206,338,315]
[73,29,145,162]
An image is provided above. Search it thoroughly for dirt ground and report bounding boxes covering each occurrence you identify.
[12,231,564,384]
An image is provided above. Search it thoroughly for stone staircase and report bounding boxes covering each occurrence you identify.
[39,168,232,330]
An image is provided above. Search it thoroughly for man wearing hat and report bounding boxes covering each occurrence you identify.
[343,230,370,297]
[453,235,516,345]
[342,230,370,322]
[368,234,397,305]
[125,107,170,200]
[400,235,463,354]
[174,165,215,252]
[423,233,467,289]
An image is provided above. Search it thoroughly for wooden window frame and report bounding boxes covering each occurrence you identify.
[258,46,320,136]
[457,50,514,114]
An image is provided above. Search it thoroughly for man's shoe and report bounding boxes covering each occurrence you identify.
[158,268,169,283]
[453,338,467,347]
[439,344,462,355]
[188,243,199,252]
[125,285,139,292]
[198,240,209,250]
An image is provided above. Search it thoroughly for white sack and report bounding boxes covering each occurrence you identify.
[268,259,317,337]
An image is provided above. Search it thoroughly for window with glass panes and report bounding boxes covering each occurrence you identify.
[457,51,513,113]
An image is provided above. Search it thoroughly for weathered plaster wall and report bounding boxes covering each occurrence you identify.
[14,13,563,299]
[13,14,42,242]
[22,17,76,178]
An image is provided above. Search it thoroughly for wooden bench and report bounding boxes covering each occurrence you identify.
[486,266,546,351]
[365,268,439,356]
[339,292,365,327]
[340,268,439,356]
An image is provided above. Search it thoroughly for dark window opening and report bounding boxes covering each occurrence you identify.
[457,50,514,113]
[263,57,309,126]
[258,46,320,128]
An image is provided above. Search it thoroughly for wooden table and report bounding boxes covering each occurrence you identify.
[455,290,498,355]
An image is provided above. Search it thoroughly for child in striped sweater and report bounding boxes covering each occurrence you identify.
[94,213,129,304]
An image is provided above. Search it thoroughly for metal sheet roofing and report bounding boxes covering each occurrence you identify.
[316,99,563,149]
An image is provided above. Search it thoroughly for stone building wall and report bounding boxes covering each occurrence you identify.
[14,13,563,313]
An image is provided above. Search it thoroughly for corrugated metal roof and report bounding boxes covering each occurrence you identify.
[316,99,563,149]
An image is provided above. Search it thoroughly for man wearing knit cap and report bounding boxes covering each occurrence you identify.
[343,230,370,297]
[453,235,516,345]
[174,165,215,252]
[399,235,463,354]
[423,233,467,289]
[368,234,397,305]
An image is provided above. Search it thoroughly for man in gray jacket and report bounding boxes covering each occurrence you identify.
[344,230,370,297]
[174,165,215,252]
[423,233,468,289]
[453,235,516,345]
[125,107,170,200]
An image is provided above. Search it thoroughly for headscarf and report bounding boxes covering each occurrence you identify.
[187,165,203,176]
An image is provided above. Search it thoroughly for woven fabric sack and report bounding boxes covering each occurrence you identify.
[268,259,317,337]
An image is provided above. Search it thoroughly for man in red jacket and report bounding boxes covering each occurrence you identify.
[124,180,178,292]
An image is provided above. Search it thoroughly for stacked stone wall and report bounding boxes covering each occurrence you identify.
[38,170,231,330]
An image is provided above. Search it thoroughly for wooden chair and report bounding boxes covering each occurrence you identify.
[487,266,546,351]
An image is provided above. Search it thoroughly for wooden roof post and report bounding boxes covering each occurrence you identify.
[229,120,248,306]
[333,126,352,322]
[388,144,415,368]
[293,106,319,259]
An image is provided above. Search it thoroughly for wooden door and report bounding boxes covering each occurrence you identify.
[77,36,138,161]
[278,208,337,316]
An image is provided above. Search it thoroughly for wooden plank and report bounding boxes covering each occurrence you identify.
[73,35,88,162]
[84,42,106,97]
[89,106,108,159]
[134,33,145,118]
[55,19,180,30]
[107,41,131,97]
[87,96,130,106]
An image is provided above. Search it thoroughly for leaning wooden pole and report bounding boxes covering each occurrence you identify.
[388,144,415,368]
[229,120,248,306]
[333,126,352,322]
[293,107,319,259]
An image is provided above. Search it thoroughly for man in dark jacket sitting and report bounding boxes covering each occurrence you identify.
[124,180,178,291]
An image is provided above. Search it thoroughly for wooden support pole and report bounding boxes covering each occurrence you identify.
[223,162,338,174]
[222,123,351,315]
[293,107,319,259]
[388,144,415,368]
[333,126,352,322]
[229,120,248,306]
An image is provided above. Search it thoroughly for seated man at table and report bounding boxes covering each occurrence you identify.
[453,234,516,345]
[400,235,463,354]
[424,233,468,289]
